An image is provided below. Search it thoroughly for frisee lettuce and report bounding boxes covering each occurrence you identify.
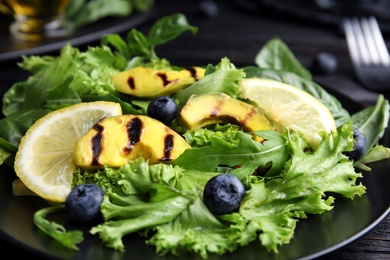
[67,122,363,257]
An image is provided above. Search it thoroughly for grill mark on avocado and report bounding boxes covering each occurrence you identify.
[157,72,170,87]
[160,134,174,161]
[210,99,224,117]
[241,107,257,127]
[91,124,104,166]
[127,76,136,89]
[123,117,142,154]
[185,67,200,80]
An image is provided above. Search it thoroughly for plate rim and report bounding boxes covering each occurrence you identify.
[0,8,156,64]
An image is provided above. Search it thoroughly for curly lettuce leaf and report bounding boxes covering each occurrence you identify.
[87,158,194,251]
[54,121,367,257]
[145,197,245,258]
[91,195,191,251]
[235,123,365,253]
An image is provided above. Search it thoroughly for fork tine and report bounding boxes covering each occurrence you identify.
[360,17,382,65]
[343,16,390,91]
[366,16,390,65]
[344,16,390,66]
[351,17,372,65]
[343,17,366,66]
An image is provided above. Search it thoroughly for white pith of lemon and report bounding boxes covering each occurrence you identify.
[14,101,122,202]
[240,78,336,148]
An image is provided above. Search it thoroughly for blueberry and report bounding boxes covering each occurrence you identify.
[203,174,245,215]
[311,52,338,75]
[65,184,104,223]
[198,0,219,18]
[345,127,367,161]
[147,96,178,125]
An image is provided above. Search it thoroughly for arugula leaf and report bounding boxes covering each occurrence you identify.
[102,13,197,63]
[351,95,389,155]
[350,95,390,167]
[0,13,200,165]
[254,37,312,80]
[33,205,84,250]
[174,57,244,107]
[0,44,123,149]
[174,127,290,178]
[65,0,154,28]
[148,13,198,51]
[361,145,390,165]
[0,142,15,166]
[0,109,51,149]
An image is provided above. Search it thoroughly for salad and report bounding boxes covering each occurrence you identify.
[65,0,154,28]
[0,13,389,259]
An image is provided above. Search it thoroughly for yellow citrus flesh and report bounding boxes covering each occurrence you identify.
[240,78,336,148]
[14,101,122,202]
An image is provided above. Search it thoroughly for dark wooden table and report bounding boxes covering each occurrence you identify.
[0,0,389,259]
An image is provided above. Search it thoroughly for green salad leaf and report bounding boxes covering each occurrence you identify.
[102,12,197,65]
[0,13,198,160]
[69,121,363,258]
[65,0,154,28]
[174,127,290,178]
[33,205,84,250]
[1,13,389,259]
[254,37,312,80]
[174,57,244,107]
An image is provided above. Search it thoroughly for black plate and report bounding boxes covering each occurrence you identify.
[0,9,155,64]
[0,87,389,260]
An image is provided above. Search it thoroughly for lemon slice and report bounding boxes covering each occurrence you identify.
[14,101,122,202]
[240,78,336,148]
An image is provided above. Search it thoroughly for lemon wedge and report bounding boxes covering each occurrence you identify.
[240,78,336,148]
[14,101,122,202]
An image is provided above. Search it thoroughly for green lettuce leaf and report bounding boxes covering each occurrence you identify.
[174,57,245,107]
[235,123,365,253]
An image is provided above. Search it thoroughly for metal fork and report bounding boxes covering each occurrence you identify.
[343,16,390,91]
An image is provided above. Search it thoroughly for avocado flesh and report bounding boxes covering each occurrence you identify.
[178,93,274,140]
[73,114,191,169]
[111,66,205,98]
